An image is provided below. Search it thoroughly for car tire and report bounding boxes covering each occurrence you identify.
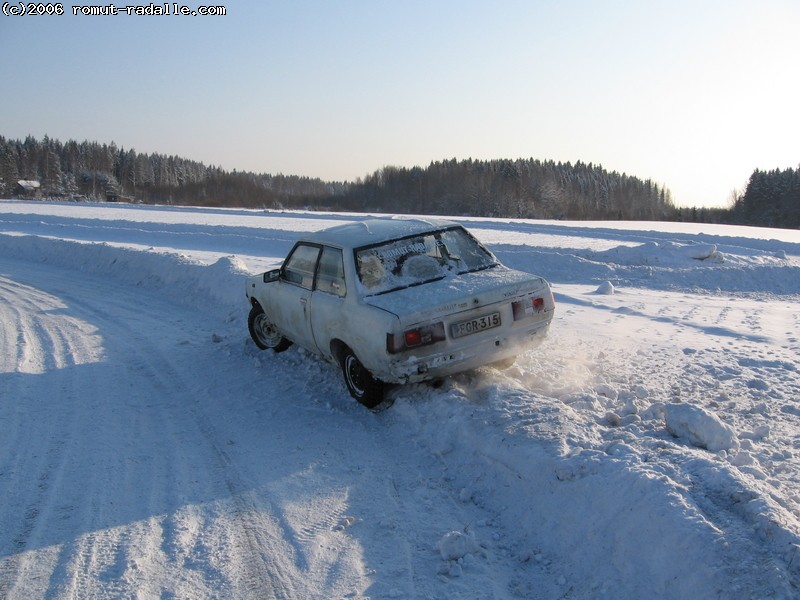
[248,304,292,352]
[341,347,384,409]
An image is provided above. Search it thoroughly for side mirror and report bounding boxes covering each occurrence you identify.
[263,269,280,283]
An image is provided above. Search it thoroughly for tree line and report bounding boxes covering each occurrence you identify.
[1,134,796,228]
[669,167,800,229]
[337,159,675,220]
[0,135,341,208]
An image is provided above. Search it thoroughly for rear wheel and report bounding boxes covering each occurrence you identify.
[248,304,292,352]
[341,348,384,409]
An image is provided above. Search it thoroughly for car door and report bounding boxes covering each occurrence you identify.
[273,242,320,351]
[309,246,347,354]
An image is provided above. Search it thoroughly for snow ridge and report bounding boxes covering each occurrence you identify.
[0,233,248,315]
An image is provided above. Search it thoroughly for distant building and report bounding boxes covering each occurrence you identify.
[15,180,41,198]
[105,192,136,203]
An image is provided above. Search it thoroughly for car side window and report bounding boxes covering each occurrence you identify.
[315,246,346,297]
[283,244,320,290]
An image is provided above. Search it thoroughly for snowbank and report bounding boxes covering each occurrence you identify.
[0,233,249,315]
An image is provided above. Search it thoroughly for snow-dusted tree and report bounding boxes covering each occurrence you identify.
[0,144,20,196]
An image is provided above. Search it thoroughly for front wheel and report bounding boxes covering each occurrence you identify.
[341,348,385,409]
[248,304,292,352]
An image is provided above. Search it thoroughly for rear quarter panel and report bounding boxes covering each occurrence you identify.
[311,293,397,368]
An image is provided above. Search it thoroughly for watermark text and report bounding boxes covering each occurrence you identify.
[2,2,226,16]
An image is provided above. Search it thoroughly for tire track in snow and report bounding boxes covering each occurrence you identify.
[0,273,104,597]
[0,258,301,599]
[107,323,305,599]
[63,280,299,599]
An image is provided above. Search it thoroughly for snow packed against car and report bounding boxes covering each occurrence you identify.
[246,218,554,408]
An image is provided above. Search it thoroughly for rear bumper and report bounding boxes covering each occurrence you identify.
[383,318,551,384]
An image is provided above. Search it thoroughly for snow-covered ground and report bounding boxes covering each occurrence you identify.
[1,199,799,599]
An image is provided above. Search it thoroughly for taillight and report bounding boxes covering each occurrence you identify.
[512,296,546,320]
[387,322,446,354]
[405,329,423,347]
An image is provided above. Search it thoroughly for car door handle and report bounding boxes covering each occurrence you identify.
[300,298,307,304]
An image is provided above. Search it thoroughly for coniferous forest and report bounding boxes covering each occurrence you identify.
[1,135,797,228]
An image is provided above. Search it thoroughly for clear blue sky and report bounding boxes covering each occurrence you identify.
[2,1,798,207]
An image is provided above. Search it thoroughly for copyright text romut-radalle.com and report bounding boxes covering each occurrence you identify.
[2,2,227,16]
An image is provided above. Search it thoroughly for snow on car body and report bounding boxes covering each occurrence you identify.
[245,217,554,407]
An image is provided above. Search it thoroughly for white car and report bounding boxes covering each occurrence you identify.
[246,218,554,408]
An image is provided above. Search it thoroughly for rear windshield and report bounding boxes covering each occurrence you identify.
[355,226,497,296]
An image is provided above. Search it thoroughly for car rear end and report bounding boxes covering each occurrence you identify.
[367,267,555,383]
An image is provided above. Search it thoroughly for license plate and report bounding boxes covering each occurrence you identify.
[451,312,501,339]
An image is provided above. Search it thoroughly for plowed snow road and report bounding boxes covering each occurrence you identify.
[0,256,309,598]
[0,256,549,599]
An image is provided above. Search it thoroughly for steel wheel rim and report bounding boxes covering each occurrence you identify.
[345,354,365,397]
[254,313,280,347]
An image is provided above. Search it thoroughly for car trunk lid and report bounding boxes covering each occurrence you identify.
[363,266,550,324]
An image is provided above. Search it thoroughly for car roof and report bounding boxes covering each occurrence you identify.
[303,217,460,249]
